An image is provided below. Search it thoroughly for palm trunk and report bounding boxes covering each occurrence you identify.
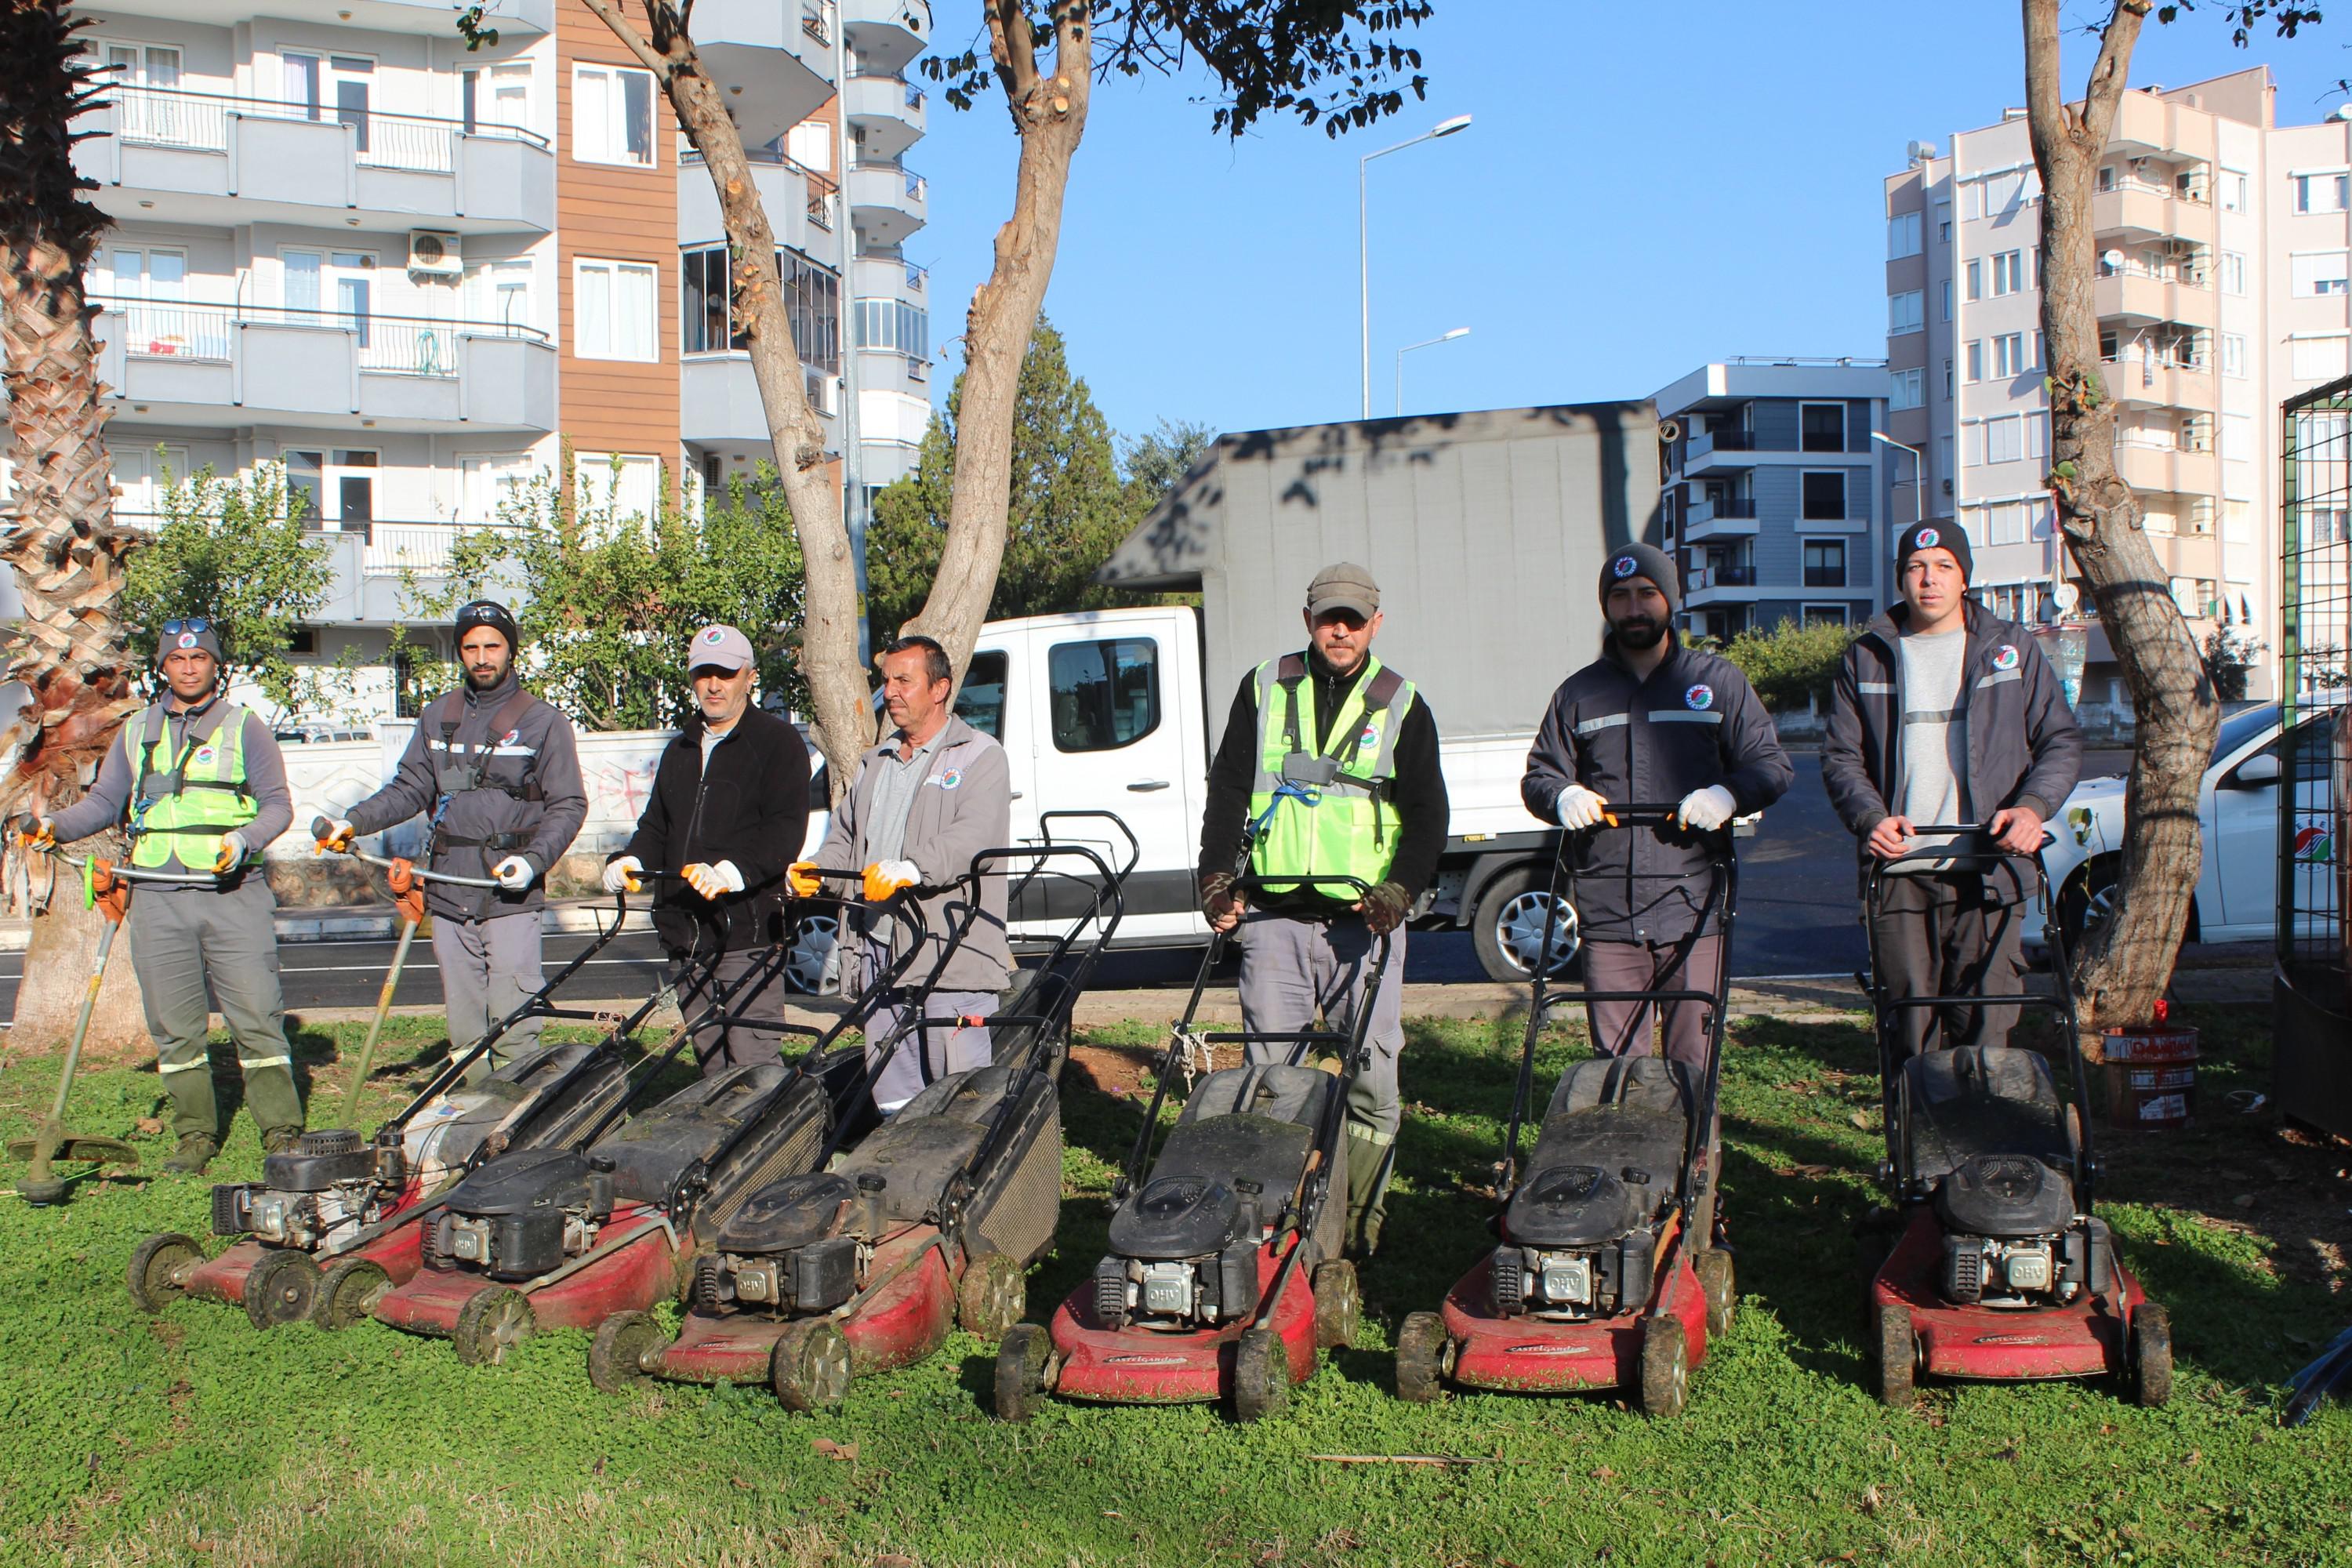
[2,0,147,1052]
[2022,0,2220,1052]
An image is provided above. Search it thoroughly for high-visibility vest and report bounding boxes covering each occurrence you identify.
[125,701,257,871]
[1246,652,1417,898]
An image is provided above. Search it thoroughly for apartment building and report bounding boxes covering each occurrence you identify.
[1885,66,2352,705]
[1654,359,1893,643]
[71,0,933,721]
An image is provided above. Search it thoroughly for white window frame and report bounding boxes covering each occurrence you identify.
[1994,332,2025,379]
[1985,413,2024,465]
[2222,251,2248,296]
[572,63,655,169]
[2293,250,2352,297]
[573,452,662,529]
[2222,332,2247,379]
[1887,210,1922,260]
[458,451,537,524]
[2294,169,2350,215]
[1888,289,1923,336]
[572,257,659,362]
[1889,365,1925,411]
[2221,168,2249,212]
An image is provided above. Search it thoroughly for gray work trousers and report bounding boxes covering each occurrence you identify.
[1871,873,2024,1060]
[128,878,303,1142]
[432,910,543,1083]
[670,947,791,1076]
[1582,933,1726,1070]
[1236,913,1406,1250]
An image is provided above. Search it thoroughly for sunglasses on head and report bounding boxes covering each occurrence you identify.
[160,618,212,636]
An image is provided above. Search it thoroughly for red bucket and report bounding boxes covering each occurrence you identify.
[2101,1024,2198,1130]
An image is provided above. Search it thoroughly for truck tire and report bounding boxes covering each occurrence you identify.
[1471,865,1577,984]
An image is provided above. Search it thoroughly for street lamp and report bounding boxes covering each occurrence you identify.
[1360,114,1472,419]
[1871,430,1925,528]
[1396,327,1470,415]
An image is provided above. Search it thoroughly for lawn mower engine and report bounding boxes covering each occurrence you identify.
[1934,1152,2114,1308]
[696,1171,868,1318]
[426,1148,615,1282]
[1490,1055,1693,1321]
[211,1130,383,1250]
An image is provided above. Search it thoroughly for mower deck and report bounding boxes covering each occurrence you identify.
[1440,1238,1708,1395]
[372,1204,679,1344]
[655,1230,957,1384]
[1873,1204,2141,1383]
[1044,1237,1317,1406]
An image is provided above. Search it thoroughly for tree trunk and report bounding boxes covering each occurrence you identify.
[902,1,1094,680]
[580,0,873,786]
[2,0,147,1049]
[2022,0,2219,1051]
[5,829,147,1057]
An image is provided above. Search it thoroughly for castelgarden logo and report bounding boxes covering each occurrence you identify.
[2295,824,2335,864]
[1611,555,1638,579]
[1685,684,1714,711]
[175,631,200,651]
[702,628,726,645]
[1993,644,2020,670]
[930,768,963,791]
[1913,526,1940,549]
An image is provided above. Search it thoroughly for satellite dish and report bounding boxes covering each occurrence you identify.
[2053,583,2081,615]
[2102,249,2126,272]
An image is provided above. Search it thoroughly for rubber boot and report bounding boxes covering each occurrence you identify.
[262,1125,304,1156]
[160,1051,221,1147]
[161,1134,219,1175]
[1343,1128,1396,1258]
[240,1060,306,1151]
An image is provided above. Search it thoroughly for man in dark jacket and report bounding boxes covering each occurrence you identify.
[322,600,587,1079]
[1196,562,1450,1256]
[1522,543,1792,1067]
[604,626,811,1075]
[1823,522,2083,1058]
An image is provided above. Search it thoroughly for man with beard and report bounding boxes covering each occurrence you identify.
[1195,562,1450,1257]
[1522,543,1791,1073]
[322,600,587,1080]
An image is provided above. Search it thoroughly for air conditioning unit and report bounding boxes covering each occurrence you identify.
[407,230,463,276]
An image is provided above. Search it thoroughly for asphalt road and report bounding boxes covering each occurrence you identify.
[0,753,2132,1021]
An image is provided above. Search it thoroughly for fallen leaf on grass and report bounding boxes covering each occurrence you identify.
[1591,1465,1616,1481]
[812,1439,859,1462]
[1849,1110,1873,1130]
[136,1117,165,1136]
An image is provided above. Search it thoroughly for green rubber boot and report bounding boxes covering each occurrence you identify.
[1343,1127,1397,1258]
[160,1134,219,1176]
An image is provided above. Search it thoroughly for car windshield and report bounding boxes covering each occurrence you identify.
[2211,705,2278,765]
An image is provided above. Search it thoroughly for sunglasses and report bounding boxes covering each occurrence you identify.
[160,618,212,636]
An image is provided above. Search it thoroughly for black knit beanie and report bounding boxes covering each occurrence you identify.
[1896,520,1973,584]
[1598,541,1681,615]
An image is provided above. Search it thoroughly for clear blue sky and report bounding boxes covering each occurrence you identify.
[898,2,2352,445]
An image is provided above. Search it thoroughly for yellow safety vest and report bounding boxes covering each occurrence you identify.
[1246,652,1417,898]
[125,702,257,871]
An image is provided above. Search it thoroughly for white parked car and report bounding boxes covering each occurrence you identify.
[2031,701,2341,957]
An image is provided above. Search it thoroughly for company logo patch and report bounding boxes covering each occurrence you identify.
[1611,554,1638,579]
[192,746,217,767]
[1504,1343,1594,1357]
[1685,684,1714,711]
[1913,525,1940,550]
[499,728,520,748]
[1993,644,2020,671]
[2295,824,2336,864]
[1973,1333,2051,1347]
[174,631,200,651]
[1359,724,1377,750]
[928,768,963,791]
[701,627,727,645]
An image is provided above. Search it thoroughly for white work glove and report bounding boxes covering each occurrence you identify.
[1676,785,1738,833]
[318,818,356,851]
[1556,785,1610,831]
[492,855,536,891]
[862,858,921,901]
[212,832,248,874]
[601,855,642,894]
[684,860,745,899]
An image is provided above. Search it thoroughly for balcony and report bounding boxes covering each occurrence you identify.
[1681,427,1757,475]
[841,0,931,71]
[848,160,927,245]
[93,300,554,434]
[74,87,554,234]
[2113,434,2219,496]
[693,0,838,144]
[2096,269,2216,330]
[853,255,927,307]
[1682,495,1759,541]
[845,71,927,160]
[2092,180,2213,244]
[2100,351,2217,411]
[678,147,821,254]
[302,522,525,626]
[94,0,551,34]
[681,354,840,450]
[1686,563,1764,604]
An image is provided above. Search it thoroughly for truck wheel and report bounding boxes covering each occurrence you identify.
[1471,866,1577,983]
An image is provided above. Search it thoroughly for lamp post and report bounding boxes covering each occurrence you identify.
[1360,114,1472,419]
[1871,430,1925,613]
[1396,327,1470,416]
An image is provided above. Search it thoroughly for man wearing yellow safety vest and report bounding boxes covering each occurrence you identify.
[21,620,303,1174]
[1196,563,1450,1256]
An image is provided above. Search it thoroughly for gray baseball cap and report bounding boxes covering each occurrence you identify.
[1305,561,1380,619]
[687,624,755,673]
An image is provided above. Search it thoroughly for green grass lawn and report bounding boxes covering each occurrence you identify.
[0,1004,2345,1567]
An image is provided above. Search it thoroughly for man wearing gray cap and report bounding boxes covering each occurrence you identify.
[604,626,811,1074]
[1196,562,1450,1256]
[20,619,303,1173]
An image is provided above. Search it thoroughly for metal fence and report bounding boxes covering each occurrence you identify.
[2277,379,2349,985]
[106,85,546,175]
[92,298,548,378]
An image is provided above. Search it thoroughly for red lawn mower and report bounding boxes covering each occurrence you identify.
[1393,805,1739,1416]
[590,814,1137,1409]
[127,868,655,1329]
[996,870,1392,1425]
[361,873,929,1367]
[1857,826,2169,1406]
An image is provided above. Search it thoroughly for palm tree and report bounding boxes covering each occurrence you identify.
[2,0,148,1050]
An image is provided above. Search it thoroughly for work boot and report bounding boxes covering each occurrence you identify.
[261,1126,304,1156]
[160,1134,219,1176]
[1343,1129,1396,1258]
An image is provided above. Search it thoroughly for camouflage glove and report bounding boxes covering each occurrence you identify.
[1200,871,1244,932]
[1359,880,1412,936]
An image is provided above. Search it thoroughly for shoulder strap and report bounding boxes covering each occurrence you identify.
[1273,652,1308,755]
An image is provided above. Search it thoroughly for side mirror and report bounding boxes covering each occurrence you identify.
[2229,752,2281,789]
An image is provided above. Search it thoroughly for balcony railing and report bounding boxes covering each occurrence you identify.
[2097,259,2212,289]
[1704,429,1758,450]
[852,159,927,201]
[803,1,833,43]
[1689,564,1758,590]
[92,297,548,377]
[848,68,927,112]
[1698,498,1758,519]
[98,85,546,175]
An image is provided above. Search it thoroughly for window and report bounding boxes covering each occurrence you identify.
[2294,252,2352,296]
[574,258,657,361]
[1802,539,1846,588]
[101,42,194,146]
[1963,422,1984,468]
[572,64,653,167]
[2294,171,2350,214]
[1888,289,1923,335]
[1985,414,2023,464]
[1047,637,1160,752]
[574,452,661,526]
[786,120,832,173]
[2222,332,2247,378]
[953,651,1007,739]
[854,298,929,360]
[2097,164,2117,193]
[1992,249,2026,295]
[1802,604,1849,628]
[2221,168,2249,212]
[1965,339,1984,383]
[1888,211,1922,260]
[1940,279,1954,321]
[1889,366,1925,411]
[1800,402,1847,452]
[284,449,323,522]
[2223,411,2253,463]
[2222,251,2248,295]
[1943,358,1954,397]
[782,252,840,375]
[680,246,737,354]
[1800,470,1846,521]
[1987,501,2027,545]
[1994,332,2026,378]
[2223,499,2252,541]
[463,61,531,134]
[458,452,535,524]
[2027,412,2048,461]
[2292,336,2350,381]
[466,260,532,329]
[1965,259,1983,301]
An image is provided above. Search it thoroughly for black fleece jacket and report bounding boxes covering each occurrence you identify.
[617,706,811,954]
[1196,650,1450,916]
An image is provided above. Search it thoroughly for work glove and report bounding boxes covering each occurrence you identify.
[314,817,356,852]
[491,855,536,892]
[684,860,745,900]
[1675,785,1738,833]
[1359,880,1412,936]
[863,859,920,902]
[212,833,248,875]
[786,861,823,898]
[1556,784,1610,831]
[1200,870,1244,932]
[11,813,55,850]
[601,855,642,895]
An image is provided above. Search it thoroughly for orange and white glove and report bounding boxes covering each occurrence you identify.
[683,860,745,900]
[11,813,55,851]
[314,816,356,852]
[786,862,822,898]
[212,833,248,875]
[863,859,920,902]
[1555,785,1610,831]
[601,855,642,894]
